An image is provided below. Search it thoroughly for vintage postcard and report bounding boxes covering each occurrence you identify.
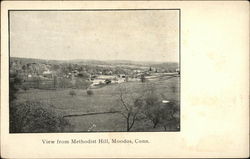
[8,9,180,133]
[1,1,249,158]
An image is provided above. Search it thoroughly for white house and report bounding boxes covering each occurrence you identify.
[91,79,106,86]
[43,70,53,78]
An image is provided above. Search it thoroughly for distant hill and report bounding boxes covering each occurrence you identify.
[10,57,179,70]
[151,62,179,70]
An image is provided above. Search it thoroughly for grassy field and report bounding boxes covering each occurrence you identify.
[15,76,180,132]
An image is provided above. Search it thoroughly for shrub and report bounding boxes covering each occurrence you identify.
[69,90,76,97]
[86,89,94,96]
[10,101,72,133]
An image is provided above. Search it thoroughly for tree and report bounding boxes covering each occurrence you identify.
[22,65,27,73]
[78,71,90,79]
[9,73,22,102]
[141,83,179,130]
[140,74,146,83]
[10,101,72,133]
[140,84,163,128]
[51,64,60,72]
[159,101,179,131]
[117,85,144,131]
[143,95,162,128]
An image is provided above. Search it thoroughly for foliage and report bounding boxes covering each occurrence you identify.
[9,57,180,131]
[10,101,72,133]
[159,101,179,131]
[142,96,179,130]
[140,83,179,130]
[9,73,22,102]
[12,75,179,131]
[78,71,90,79]
[143,95,162,128]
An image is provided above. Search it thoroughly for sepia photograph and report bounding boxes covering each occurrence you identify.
[9,9,180,133]
[1,1,249,158]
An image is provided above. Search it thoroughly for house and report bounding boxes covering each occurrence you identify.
[118,74,126,78]
[43,70,53,78]
[97,75,116,80]
[90,75,125,86]
[133,70,141,73]
[162,100,170,104]
[91,79,106,86]
[117,78,126,83]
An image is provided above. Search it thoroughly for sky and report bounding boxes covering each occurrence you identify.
[10,10,179,62]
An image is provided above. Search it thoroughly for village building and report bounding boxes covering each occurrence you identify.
[118,74,126,78]
[91,78,106,86]
[42,70,53,78]
[90,75,126,86]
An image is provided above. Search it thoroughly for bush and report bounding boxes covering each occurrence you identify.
[86,89,94,96]
[69,90,76,97]
[10,101,72,133]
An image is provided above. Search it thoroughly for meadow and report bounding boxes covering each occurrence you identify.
[15,76,180,132]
